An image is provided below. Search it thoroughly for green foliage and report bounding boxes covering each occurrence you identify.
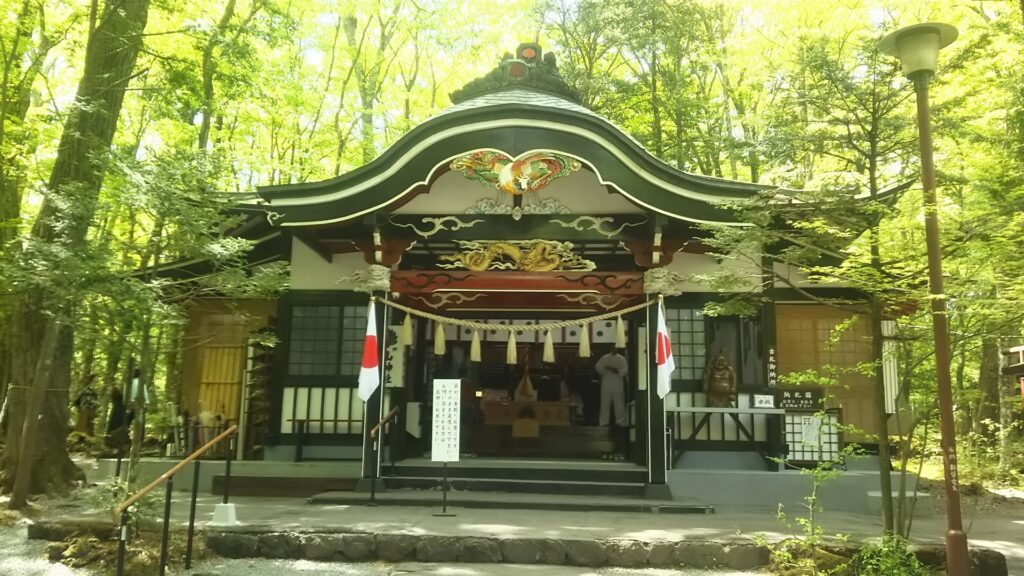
[849,536,935,576]
[758,447,859,575]
[0,0,1022,500]
[76,479,163,521]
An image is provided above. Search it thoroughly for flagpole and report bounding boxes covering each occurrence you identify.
[645,294,653,485]
[376,292,390,484]
[357,296,382,484]
[658,294,668,475]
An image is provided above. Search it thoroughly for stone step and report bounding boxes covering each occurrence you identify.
[384,462,646,484]
[24,517,1008,574]
[307,489,714,514]
[383,476,647,497]
[205,529,763,569]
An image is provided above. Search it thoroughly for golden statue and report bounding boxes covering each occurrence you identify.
[703,352,736,407]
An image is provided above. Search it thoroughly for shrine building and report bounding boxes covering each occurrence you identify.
[166,44,908,510]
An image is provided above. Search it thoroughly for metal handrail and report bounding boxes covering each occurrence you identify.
[113,424,238,520]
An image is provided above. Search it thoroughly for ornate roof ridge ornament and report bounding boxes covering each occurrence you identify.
[337,264,391,293]
[450,43,581,105]
[390,216,484,238]
[643,267,687,296]
[465,197,571,217]
[550,215,649,239]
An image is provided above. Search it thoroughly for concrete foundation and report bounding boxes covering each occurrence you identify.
[94,453,918,516]
[94,458,362,494]
[667,468,919,514]
[263,444,362,462]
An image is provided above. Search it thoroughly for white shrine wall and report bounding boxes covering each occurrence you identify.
[289,240,366,290]
[662,251,762,293]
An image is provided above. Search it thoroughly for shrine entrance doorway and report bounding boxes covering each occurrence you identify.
[439,333,633,460]
[389,270,646,462]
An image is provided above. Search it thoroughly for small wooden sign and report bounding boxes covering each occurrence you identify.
[776,388,822,411]
[752,394,775,409]
[431,379,461,462]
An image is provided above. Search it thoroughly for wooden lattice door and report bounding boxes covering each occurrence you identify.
[198,345,244,420]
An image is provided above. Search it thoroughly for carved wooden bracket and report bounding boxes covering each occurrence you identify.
[622,238,688,267]
[353,237,415,266]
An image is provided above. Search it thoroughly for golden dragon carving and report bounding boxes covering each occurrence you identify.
[438,240,595,272]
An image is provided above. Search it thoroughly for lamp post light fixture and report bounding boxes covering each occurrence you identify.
[879,22,970,576]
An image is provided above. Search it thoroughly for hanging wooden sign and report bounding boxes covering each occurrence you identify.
[776,388,823,411]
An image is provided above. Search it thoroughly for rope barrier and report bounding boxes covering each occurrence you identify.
[376,295,657,332]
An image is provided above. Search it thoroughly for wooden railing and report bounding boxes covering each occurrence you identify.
[370,406,400,439]
[112,424,238,576]
[113,424,237,519]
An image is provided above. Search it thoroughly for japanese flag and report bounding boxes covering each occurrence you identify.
[357,300,380,402]
[656,301,675,399]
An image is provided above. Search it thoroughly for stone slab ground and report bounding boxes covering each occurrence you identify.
[24,493,1016,575]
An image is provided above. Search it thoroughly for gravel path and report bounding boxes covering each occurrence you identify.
[0,521,88,576]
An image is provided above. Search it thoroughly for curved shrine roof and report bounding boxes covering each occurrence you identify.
[256,84,776,227]
[254,45,904,230]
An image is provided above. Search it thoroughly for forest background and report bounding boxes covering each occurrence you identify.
[0,0,1022,517]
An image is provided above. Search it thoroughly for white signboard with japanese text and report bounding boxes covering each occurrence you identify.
[800,415,822,447]
[431,379,461,462]
[767,346,778,388]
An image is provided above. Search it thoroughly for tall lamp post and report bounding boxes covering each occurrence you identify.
[880,23,970,576]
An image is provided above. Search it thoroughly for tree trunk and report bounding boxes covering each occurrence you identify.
[973,332,1001,446]
[198,0,238,151]
[0,0,41,251]
[95,312,131,442]
[9,314,60,507]
[648,21,662,158]
[0,0,51,433]
[4,0,151,503]
[871,295,894,534]
[867,151,893,534]
[344,16,377,165]
[127,319,154,490]
[954,340,971,438]
[163,322,183,408]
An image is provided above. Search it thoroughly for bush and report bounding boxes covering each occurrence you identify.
[849,536,936,576]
